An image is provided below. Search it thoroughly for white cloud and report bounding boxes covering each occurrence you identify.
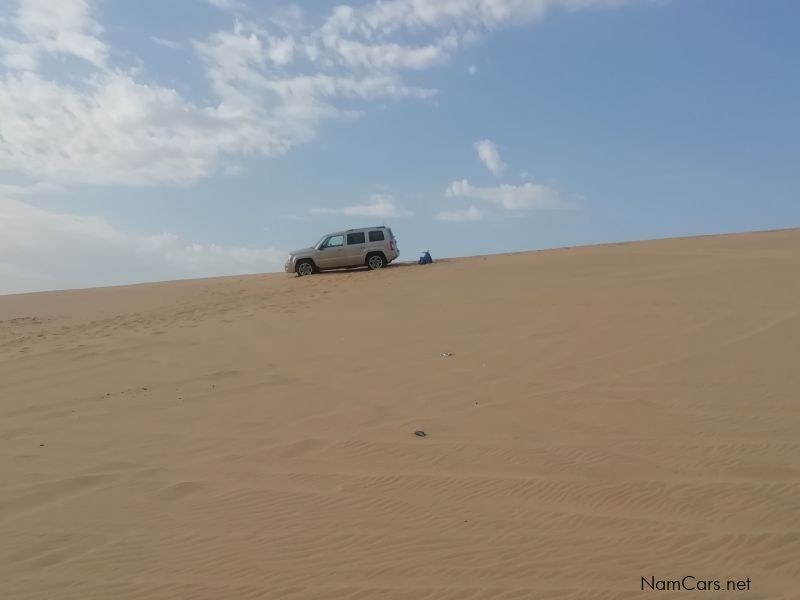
[207,0,244,11]
[474,139,506,175]
[0,71,256,186]
[224,164,246,176]
[321,0,650,37]
[435,206,483,221]
[445,179,569,211]
[151,37,182,49]
[310,194,414,218]
[0,8,441,187]
[468,64,477,75]
[0,0,655,187]
[1,0,108,70]
[0,181,61,196]
[323,36,454,71]
[0,183,34,196]
[0,197,284,294]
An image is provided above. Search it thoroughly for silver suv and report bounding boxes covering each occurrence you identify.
[285,226,400,276]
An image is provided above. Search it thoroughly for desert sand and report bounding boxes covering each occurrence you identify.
[2,229,800,599]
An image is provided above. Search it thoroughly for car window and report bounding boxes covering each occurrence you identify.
[347,232,366,245]
[324,235,344,248]
[368,230,385,242]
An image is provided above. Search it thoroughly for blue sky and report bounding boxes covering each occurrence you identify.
[1,0,798,293]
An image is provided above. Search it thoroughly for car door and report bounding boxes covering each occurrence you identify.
[366,229,387,258]
[317,234,346,268]
[345,231,366,266]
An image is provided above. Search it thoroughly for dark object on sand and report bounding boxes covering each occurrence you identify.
[418,251,433,265]
[414,430,427,437]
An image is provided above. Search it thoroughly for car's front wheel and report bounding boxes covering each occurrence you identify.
[366,254,386,270]
[296,260,315,276]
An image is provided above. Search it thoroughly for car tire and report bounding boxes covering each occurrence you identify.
[296,260,315,276]
[366,253,386,270]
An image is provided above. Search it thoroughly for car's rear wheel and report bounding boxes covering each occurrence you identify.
[296,260,315,276]
[367,254,386,270]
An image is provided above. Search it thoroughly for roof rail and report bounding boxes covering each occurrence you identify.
[345,225,386,232]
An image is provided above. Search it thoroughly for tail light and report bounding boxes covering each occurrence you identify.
[390,240,396,251]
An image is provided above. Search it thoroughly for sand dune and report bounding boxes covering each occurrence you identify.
[2,229,800,599]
